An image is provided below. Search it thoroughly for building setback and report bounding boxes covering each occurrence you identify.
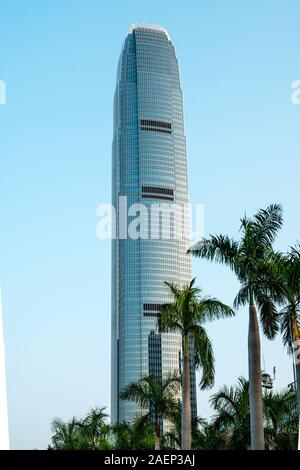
[111,24,197,423]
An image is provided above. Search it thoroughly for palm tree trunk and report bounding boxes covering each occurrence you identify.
[155,416,160,450]
[181,334,191,450]
[248,303,264,450]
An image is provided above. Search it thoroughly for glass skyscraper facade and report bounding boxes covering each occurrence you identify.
[111,24,197,423]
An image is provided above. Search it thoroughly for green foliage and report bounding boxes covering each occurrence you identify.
[119,373,180,415]
[276,244,300,352]
[209,377,251,449]
[112,418,154,450]
[159,278,235,389]
[264,388,298,449]
[50,408,111,450]
[189,204,284,339]
[50,382,298,450]
[48,204,300,451]
[119,373,181,448]
[207,378,297,450]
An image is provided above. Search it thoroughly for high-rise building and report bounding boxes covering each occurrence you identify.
[111,24,196,423]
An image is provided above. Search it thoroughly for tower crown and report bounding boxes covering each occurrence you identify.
[128,23,171,40]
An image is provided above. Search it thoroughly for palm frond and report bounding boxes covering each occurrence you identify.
[164,281,181,299]
[252,204,283,247]
[191,325,215,389]
[161,372,181,394]
[210,386,237,415]
[159,302,183,333]
[255,290,279,339]
[119,379,150,408]
[199,297,235,322]
[233,284,249,308]
[188,235,239,270]
[279,305,297,354]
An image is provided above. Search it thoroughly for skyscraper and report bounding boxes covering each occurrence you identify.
[111,24,196,423]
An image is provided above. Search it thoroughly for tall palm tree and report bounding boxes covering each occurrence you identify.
[189,204,283,449]
[119,374,180,450]
[277,244,300,448]
[159,278,235,450]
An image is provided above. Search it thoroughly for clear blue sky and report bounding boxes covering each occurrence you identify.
[0,0,299,449]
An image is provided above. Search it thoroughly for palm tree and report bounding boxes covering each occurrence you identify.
[78,407,111,450]
[51,408,111,450]
[264,388,297,450]
[164,403,207,449]
[119,374,180,450]
[189,204,283,449]
[51,417,83,450]
[210,377,297,450]
[159,278,235,450]
[112,418,154,450]
[210,377,251,449]
[193,420,228,450]
[277,244,300,448]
